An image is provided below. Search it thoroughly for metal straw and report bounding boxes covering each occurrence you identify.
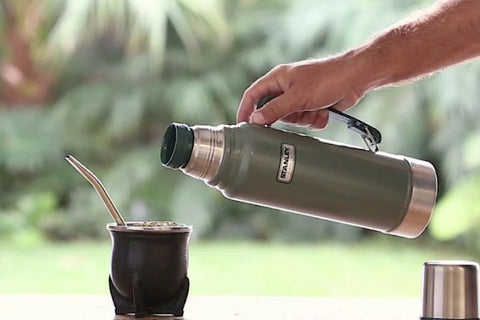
[65,155,126,226]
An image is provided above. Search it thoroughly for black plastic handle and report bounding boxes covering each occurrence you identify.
[256,95,382,151]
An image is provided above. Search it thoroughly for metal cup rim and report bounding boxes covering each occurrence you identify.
[107,222,192,233]
[424,260,479,267]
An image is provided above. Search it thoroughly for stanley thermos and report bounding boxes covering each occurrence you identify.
[160,100,437,238]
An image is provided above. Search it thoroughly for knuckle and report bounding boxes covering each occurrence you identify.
[273,63,293,75]
[287,62,308,76]
[272,64,286,72]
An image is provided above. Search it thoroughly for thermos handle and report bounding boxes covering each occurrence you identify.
[257,95,382,152]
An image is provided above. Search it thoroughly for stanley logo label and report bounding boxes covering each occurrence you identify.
[277,144,295,183]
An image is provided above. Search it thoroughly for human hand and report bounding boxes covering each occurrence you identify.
[236,53,367,129]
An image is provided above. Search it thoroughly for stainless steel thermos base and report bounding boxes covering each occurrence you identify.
[421,261,480,320]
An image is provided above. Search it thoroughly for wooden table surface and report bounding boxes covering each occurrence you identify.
[0,295,421,320]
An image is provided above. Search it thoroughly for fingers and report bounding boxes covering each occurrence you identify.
[237,56,368,127]
[249,93,296,125]
[310,110,329,129]
[282,111,316,126]
[281,110,329,129]
[245,91,356,128]
[281,113,302,124]
[236,68,289,123]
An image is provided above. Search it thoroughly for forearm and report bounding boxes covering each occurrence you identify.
[351,0,480,93]
[237,0,480,126]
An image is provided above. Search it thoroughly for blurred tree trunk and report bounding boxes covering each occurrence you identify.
[0,0,54,106]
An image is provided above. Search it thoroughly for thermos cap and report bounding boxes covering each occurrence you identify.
[422,260,479,319]
[161,123,194,169]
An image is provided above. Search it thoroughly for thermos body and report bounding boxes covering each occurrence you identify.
[161,123,437,238]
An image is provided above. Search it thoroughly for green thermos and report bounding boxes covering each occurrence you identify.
[160,103,437,238]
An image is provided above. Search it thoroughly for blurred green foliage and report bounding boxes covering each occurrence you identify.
[0,0,479,247]
[0,239,475,295]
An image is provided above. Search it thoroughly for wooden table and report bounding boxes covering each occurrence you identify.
[0,295,420,319]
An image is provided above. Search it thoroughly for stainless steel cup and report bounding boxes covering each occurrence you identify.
[422,261,479,320]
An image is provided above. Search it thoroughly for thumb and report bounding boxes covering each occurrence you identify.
[250,93,295,125]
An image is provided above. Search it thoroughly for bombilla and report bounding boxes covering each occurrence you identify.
[65,155,126,226]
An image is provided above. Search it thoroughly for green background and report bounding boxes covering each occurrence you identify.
[1,0,480,295]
